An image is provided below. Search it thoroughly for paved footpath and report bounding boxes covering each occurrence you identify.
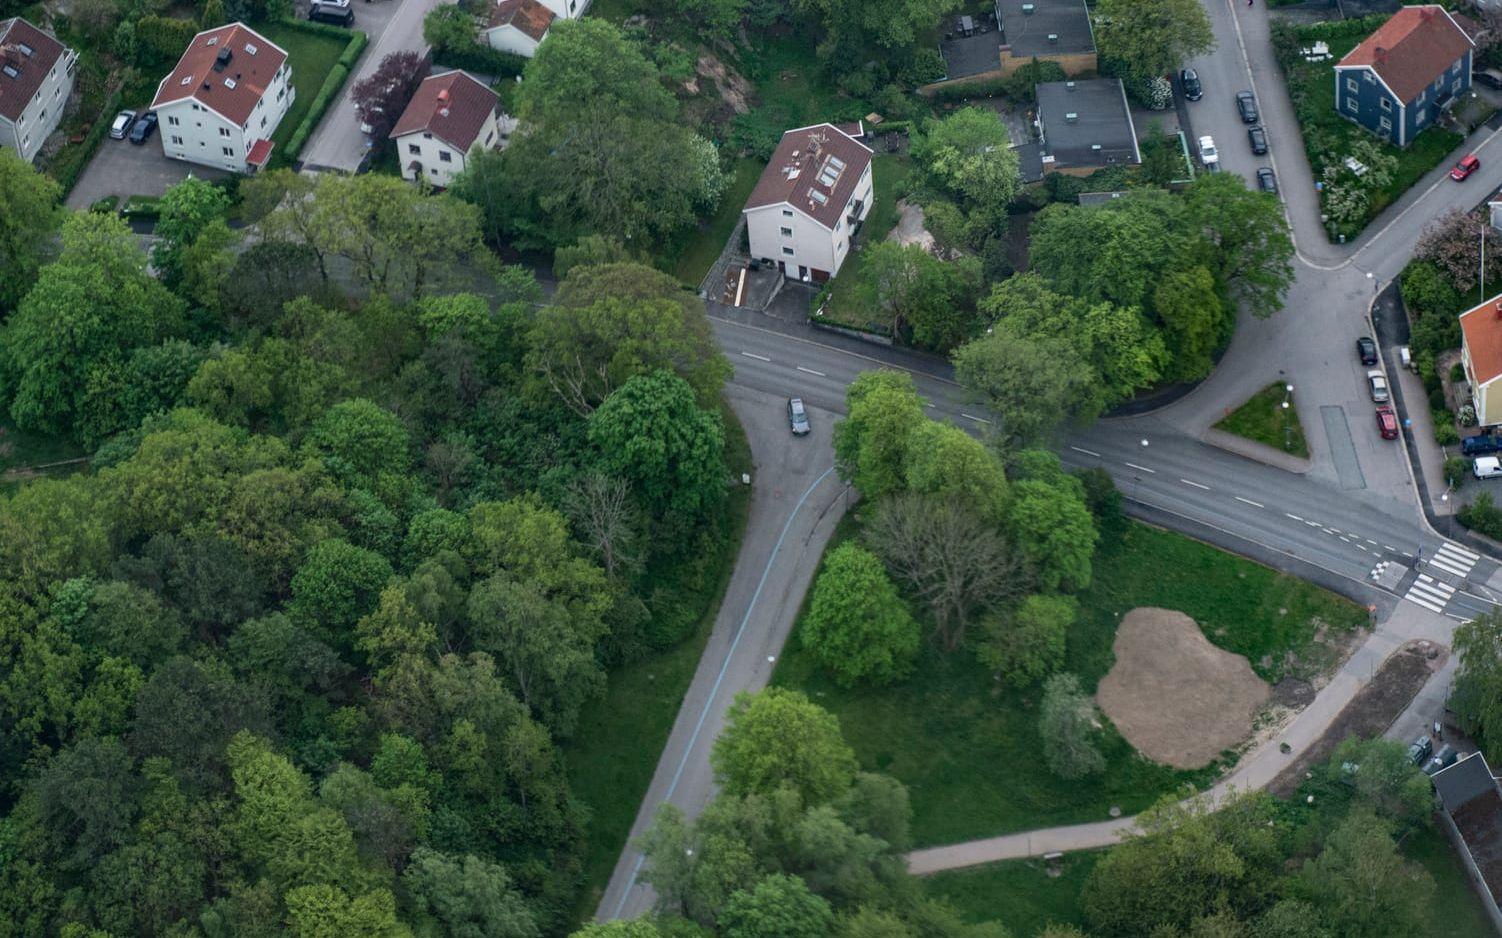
[906,601,1452,874]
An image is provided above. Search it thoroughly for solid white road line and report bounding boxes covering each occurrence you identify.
[796,366,826,377]
[740,351,771,362]
[1124,462,1155,474]
[961,413,991,424]
[1070,446,1102,458]
[1234,496,1264,508]
[1180,479,1210,490]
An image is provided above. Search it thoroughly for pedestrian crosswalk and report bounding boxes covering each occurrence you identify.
[1426,541,1480,580]
[1405,573,1457,614]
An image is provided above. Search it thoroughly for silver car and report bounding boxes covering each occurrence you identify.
[788,397,810,435]
[1366,370,1389,403]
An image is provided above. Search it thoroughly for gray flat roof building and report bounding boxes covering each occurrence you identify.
[996,0,1095,58]
[1433,752,1502,931]
[1035,79,1140,172]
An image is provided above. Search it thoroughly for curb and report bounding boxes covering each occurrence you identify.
[1200,427,1311,474]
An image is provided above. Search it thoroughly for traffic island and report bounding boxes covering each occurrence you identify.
[1208,381,1311,467]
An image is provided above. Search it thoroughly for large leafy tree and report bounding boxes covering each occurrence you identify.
[151,176,231,288]
[800,542,918,687]
[720,874,833,938]
[1294,810,1433,938]
[977,593,1074,687]
[1153,266,1227,383]
[910,108,1021,249]
[401,848,542,938]
[833,370,926,498]
[1452,609,1502,759]
[1096,0,1215,81]
[902,421,1008,522]
[1028,192,1188,314]
[0,147,62,312]
[952,329,1091,447]
[1037,673,1105,780]
[1184,172,1294,318]
[352,51,430,142]
[855,241,983,351]
[711,688,858,805]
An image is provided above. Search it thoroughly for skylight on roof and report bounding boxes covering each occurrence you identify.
[17,42,32,56]
[810,190,828,205]
[2,65,16,79]
[245,42,258,55]
[207,36,218,45]
[181,76,192,85]
[225,77,237,89]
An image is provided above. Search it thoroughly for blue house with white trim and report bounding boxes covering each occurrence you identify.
[1333,4,1474,148]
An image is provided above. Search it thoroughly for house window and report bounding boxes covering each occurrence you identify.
[260,116,266,128]
[1379,116,1391,131]
[1363,71,1374,83]
[1453,60,1463,75]
[439,151,451,162]
[1417,89,1427,104]
[430,168,438,176]
[781,209,793,217]
[1417,109,1428,127]
[168,115,179,126]
[1454,79,1462,94]
[171,135,183,145]
[782,247,795,256]
[780,226,793,237]
[1379,97,1391,111]
[409,144,420,155]
[222,146,235,156]
[219,127,231,137]
[423,132,433,139]
[1345,77,1358,94]
[835,220,842,232]
[1345,96,1358,114]
[485,131,494,145]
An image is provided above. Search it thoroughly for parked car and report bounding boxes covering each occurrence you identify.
[788,397,810,436]
[1463,433,1502,456]
[1451,153,1481,181]
[1198,135,1218,169]
[128,111,158,144]
[1475,456,1502,479]
[1424,744,1459,776]
[1180,68,1202,101]
[1356,336,1378,365]
[1248,125,1268,155]
[108,109,136,139]
[1236,90,1259,123]
[1407,734,1433,766]
[1376,405,1398,440]
[1366,369,1389,403]
[309,0,354,24]
[1256,167,1278,193]
[1475,67,1502,89]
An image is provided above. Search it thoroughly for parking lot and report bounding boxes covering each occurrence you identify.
[64,130,227,211]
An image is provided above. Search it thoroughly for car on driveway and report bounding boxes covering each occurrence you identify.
[1236,90,1259,123]
[1451,153,1481,181]
[1356,336,1378,365]
[309,0,354,24]
[128,111,158,145]
[1256,167,1277,193]
[1180,68,1202,101]
[1463,433,1502,456]
[1198,135,1218,170]
[1476,456,1502,480]
[1407,735,1434,765]
[788,397,810,435]
[1424,744,1459,776]
[1248,125,1267,155]
[1366,369,1389,403]
[1376,405,1398,440]
[108,110,136,140]
[1476,68,1502,89]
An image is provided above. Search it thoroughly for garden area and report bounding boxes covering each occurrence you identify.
[1271,14,1468,241]
[257,20,364,162]
[772,513,1366,848]
[1214,381,1309,458]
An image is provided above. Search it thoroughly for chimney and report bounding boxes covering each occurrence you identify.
[1494,301,1502,320]
[213,47,232,72]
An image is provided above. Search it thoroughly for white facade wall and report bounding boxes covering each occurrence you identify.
[0,46,76,163]
[395,109,504,188]
[745,162,873,282]
[156,60,292,172]
[483,24,543,57]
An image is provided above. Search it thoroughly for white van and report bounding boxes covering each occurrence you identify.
[1474,456,1502,480]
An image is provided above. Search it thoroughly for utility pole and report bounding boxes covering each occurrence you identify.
[1483,225,1487,303]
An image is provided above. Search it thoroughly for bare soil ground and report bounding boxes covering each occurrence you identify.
[889,199,935,251]
[1269,640,1446,797]
[1096,607,1272,770]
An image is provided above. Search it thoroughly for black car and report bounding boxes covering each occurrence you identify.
[1356,336,1377,365]
[128,110,158,145]
[1180,68,1202,101]
[1248,125,1267,155]
[1236,90,1259,123]
[1476,68,1502,89]
[1256,167,1277,193]
[1463,433,1502,456]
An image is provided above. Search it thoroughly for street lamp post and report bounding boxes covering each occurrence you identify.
[1282,384,1294,452]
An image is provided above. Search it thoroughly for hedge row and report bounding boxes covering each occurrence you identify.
[284,61,349,159]
[273,16,360,41]
[338,31,368,69]
[54,85,122,195]
[432,43,528,81]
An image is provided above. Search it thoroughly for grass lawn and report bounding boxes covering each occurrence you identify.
[815,152,915,334]
[1405,824,1498,938]
[564,403,754,923]
[773,515,1365,848]
[1275,26,1463,239]
[922,852,1099,936]
[667,157,763,287]
[1214,382,1310,460]
[257,23,347,151]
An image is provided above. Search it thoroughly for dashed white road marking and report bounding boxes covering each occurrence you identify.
[961,413,991,424]
[1234,496,1264,508]
[740,351,771,362]
[1070,446,1101,458]
[796,365,825,377]
[1180,479,1210,490]
[1125,462,1155,474]
[1286,513,1303,521]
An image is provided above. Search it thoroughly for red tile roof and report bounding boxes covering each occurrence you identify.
[745,123,872,230]
[246,137,273,166]
[151,22,287,127]
[389,70,499,152]
[487,0,554,42]
[1338,5,1473,104]
[0,18,69,123]
[1462,294,1502,386]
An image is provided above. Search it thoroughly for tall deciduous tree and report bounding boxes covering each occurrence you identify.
[0,147,62,312]
[1096,0,1215,81]
[720,874,833,938]
[1452,609,1502,759]
[1184,172,1294,318]
[151,176,230,288]
[856,241,983,351]
[1038,672,1104,780]
[910,107,1021,248]
[952,329,1091,447]
[711,688,857,805]
[902,421,1009,522]
[1153,266,1227,382]
[977,593,1074,686]
[401,847,542,938]
[800,542,918,687]
[353,51,431,143]
[1295,810,1433,938]
[833,370,926,498]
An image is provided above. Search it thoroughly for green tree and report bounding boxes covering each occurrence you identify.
[1153,266,1227,382]
[903,421,1009,521]
[952,329,1091,447]
[794,0,961,56]
[977,593,1074,686]
[1028,193,1187,314]
[587,370,727,518]
[1295,810,1432,938]
[1184,173,1294,319]
[1038,673,1104,780]
[0,147,62,312]
[290,538,395,638]
[305,398,413,487]
[856,241,982,350]
[571,921,672,938]
[1007,477,1099,592]
[401,847,542,938]
[910,108,1020,248]
[422,4,476,54]
[720,874,833,938]
[152,176,231,287]
[1096,0,1215,81]
[2,212,184,440]
[801,542,919,687]
[516,19,675,125]
[1320,738,1433,827]
[833,370,926,498]
[712,688,858,805]
[1451,609,1502,759]
[283,884,410,937]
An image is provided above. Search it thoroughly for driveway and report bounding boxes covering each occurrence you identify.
[298,0,447,171]
[65,134,228,210]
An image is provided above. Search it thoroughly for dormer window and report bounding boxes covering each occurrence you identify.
[245,42,258,55]
[181,76,192,85]
[207,36,218,46]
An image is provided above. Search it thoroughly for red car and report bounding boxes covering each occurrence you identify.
[1376,405,1399,440]
[1451,154,1481,181]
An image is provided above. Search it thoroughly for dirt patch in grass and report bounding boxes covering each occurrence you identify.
[1097,608,1271,770]
[1268,640,1446,797]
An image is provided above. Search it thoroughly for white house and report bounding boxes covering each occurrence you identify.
[483,0,555,56]
[390,70,507,188]
[150,22,292,173]
[1462,293,1502,428]
[743,122,873,284]
[0,17,77,163]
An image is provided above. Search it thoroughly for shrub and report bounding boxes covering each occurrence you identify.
[1451,363,1467,383]
[431,41,527,80]
[800,542,919,688]
[1001,58,1066,101]
[89,195,119,214]
[1435,418,1459,447]
[1445,457,1470,488]
[136,15,198,69]
[1460,492,1502,539]
[337,30,368,69]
